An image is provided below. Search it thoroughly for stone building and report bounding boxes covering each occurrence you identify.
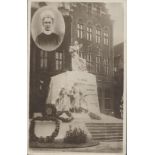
[29,2,115,117]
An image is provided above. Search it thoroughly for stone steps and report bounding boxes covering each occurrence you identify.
[86,123,123,126]
[85,123,123,142]
[91,132,123,136]
[87,130,123,135]
[86,126,122,128]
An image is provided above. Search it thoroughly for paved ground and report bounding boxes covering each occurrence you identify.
[29,141,123,153]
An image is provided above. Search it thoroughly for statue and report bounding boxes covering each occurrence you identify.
[69,41,87,71]
[55,88,71,112]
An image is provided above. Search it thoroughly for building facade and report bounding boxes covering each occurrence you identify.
[29,2,115,117]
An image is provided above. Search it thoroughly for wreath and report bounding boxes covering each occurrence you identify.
[58,115,74,122]
[45,104,74,123]
[29,104,74,143]
[56,111,74,123]
[29,116,60,143]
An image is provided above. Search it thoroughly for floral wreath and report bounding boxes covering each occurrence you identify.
[29,104,73,143]
[45,104,74,122]
[29,116,60,143]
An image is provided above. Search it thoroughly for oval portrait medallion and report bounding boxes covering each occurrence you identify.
[31,6,65,51]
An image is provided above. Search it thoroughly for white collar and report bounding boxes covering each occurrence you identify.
[42,27,54,35]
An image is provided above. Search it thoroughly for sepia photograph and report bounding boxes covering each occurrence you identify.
[28,0,126,154]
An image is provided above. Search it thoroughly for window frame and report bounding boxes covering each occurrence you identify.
[103,27,109,45]
[96,6,101,16]
[77,23,84,39]
[87,3,92,15]
[95,56,101,73]
[86,26,92,41]
[86,53,93,72]
[55,51,63,71]
[96,28,101,44]
[40,50,48,70]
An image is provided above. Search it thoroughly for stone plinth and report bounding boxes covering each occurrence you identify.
[46,71,100,114]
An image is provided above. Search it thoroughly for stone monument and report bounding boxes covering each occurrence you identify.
[40,41,101,141]
[46,41,100,114]
[30,41,101,147]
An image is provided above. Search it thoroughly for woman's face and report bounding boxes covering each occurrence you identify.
[42,17,53,32]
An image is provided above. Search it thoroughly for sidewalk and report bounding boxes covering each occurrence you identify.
[29,141,123,153]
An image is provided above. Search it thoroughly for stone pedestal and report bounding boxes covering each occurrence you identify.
[46,71,100,114]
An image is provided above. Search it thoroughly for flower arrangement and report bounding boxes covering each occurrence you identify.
[64,126,87,144]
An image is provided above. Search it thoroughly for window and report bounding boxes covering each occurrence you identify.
[55,52,63,71]
[103,31,109,45]
[86,53,93,72]
[104,88,111,109]
[96,56,101,73]
[86,27,92,41]
[77,23,84,39]
[105,59,109,75]
[40,50,48,70]
[96,29,101,43]
[103,58,109,75]
[96,6,101,15]
[88,4,92,15]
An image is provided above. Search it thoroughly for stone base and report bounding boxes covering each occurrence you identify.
[46,71,100,114]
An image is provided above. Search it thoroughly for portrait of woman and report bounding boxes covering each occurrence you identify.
[36,10,60,50]
[31,6,65,51]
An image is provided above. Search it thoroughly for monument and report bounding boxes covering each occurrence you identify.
[46,41,100,115]
[29,36,123,148]
[44,41,101,140]
[30,41,102,148]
